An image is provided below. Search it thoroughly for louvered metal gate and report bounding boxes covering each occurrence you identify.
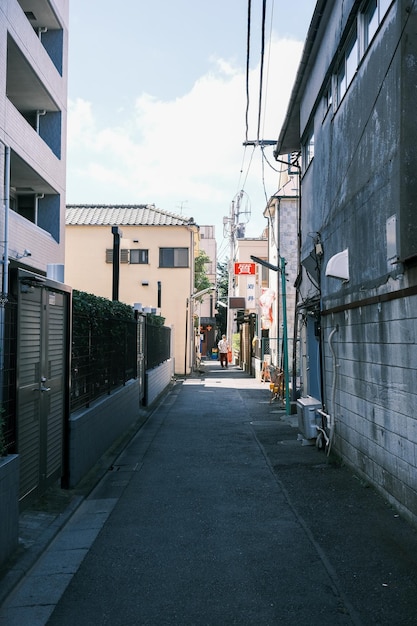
[16,270,70,504]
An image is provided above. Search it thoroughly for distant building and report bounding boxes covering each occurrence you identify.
[275,0,417,524]
[263,166,299,377]
[233,236,268,372]
[65,204,199,375]
[196,225,217,358]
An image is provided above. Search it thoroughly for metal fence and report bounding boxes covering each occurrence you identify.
[146,319,171,370]
[71,314,137,411]
[71,313,171,412]
[0,303,171,428]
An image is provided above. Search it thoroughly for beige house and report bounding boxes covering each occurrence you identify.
[195,225,217,358]
[65,204,200,375]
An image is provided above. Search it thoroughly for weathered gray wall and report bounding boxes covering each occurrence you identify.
[298,2,417,524]
[322,294,417,524]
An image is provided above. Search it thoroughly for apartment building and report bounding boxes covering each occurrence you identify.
[1,0,68,274]
[0,0,69,560]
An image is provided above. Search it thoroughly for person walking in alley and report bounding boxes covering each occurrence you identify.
[218,334,230,368]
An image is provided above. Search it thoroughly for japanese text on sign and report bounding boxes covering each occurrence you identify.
[234,262,256,275]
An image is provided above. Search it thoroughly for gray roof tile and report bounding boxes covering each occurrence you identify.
[66,204,193,227]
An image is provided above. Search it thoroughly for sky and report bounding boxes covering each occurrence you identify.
[67,1,317,260]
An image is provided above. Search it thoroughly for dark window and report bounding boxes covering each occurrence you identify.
[159,247,189,268]
[130,249,149,264]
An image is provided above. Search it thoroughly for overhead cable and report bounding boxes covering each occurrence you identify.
[257,0,267,142]
[245,0,252,143]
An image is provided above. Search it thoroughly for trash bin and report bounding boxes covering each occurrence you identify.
[211,348,218,360]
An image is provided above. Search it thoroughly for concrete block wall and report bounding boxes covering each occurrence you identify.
[68,380,140,488]
[146,359,174,406]
[323,295,417,525]
[0,455,19,568]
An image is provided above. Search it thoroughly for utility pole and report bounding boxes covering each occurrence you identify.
[224,189,251,345]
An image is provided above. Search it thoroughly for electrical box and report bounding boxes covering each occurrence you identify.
[297,397,322,440]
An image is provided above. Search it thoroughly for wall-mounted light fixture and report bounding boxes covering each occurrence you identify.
[141,280,149,286]
[15,249,31,260]
[325,248,349,281]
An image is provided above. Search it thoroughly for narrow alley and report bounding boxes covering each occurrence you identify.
[1,360,417,625]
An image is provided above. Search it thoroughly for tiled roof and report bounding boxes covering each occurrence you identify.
[66,204,194,227]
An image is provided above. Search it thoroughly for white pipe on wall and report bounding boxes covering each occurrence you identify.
[327,325,339,456]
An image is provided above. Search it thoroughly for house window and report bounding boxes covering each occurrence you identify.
[337,30,358,103]
[363,0,391,49]
[106,249,129,263]
[130,249,149,264]
[303,126,315,171]
[324,82,333,114]
[159,247,189,268]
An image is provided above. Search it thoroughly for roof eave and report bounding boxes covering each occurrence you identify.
[274,0,327,159]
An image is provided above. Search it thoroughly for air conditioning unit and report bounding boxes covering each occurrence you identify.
[297,397,322,440]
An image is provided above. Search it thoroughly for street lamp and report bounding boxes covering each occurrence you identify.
[251,254,291,415]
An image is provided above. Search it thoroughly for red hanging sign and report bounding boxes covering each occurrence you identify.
[234,262,256,275]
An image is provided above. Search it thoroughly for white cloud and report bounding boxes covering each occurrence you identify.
[66,37,303,246]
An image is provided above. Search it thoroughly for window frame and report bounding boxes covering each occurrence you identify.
[363,0,392,50]
[129,249,149,265]
[337,28,358,104]
[159,247,189,268]
[302,126,315,173]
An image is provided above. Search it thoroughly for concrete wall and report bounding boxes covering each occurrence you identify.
[293,1,417,524]
[322,294,417,524]
[0,455,19,568]
[68,361,173,488]
[145,359,174,407]
[68,380,141,488]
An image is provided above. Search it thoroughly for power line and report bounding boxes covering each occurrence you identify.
[257,0,267,142]
[245,0,252,143]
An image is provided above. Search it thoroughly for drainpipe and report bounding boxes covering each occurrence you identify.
[327,325,339,456]
[35,193,44,225]
[0,144,11,411]
[280,256,291,415]
[111,226,122,301]
[36,110,46,134]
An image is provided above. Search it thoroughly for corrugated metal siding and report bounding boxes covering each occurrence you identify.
[18,291,42,500]
[17,285,68,502]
